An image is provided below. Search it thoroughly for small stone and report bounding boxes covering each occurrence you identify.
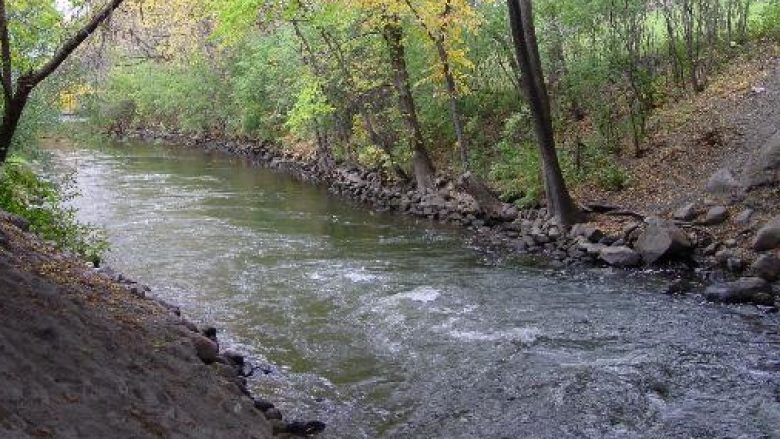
[735,208,754,226]
[253,398,275,412]
[222,350,245,367]
[264,407,283,420]
[673,203,699,221]
[286,421,327,435]
[702,242,720,256]
[665,279,692,295]
[599,246,641,267]
[192,336,219,364]
[570,224,605,242]
[702,206,729,225]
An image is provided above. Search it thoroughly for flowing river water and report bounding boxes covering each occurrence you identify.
[46,138,779,438]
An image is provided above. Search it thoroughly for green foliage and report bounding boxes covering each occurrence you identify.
[594,163,630,192]
[0,156,109,264]
[87,0,775,202]
[285,73,335,138]
[754,1,780,39]
[87,59,231,135]
[488,113,543,208]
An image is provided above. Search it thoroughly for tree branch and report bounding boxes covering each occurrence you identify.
[23,0,127,89]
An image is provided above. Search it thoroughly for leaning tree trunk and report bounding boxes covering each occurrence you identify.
[383,18,436,191]
[0,93,29,164]
[507,0,581,226]
[0,0,127,165]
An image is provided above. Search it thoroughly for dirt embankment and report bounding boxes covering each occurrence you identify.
[578,42,780,247]
[0,212,313,438]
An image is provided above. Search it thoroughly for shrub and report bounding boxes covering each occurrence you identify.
[0,156,109,265]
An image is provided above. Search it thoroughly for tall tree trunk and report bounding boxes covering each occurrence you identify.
[383,18,435,191]
[507,0,580,226]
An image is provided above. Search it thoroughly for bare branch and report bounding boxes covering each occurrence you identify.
[24,0,127,90]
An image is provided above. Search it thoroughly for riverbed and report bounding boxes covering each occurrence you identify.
[46,138,780,438]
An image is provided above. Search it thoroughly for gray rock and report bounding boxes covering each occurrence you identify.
[577,240,606,256]
[705,168,740,194]
[599,246,641,267]
[751,253,780,282]
[570,224,605,242]
[702,206,729,225]
[735,208,754,226]
[742,131,780,188]
[634,219,693,264]
[264,408,283,421]
[702,242,720,256]
[673,203,699,221]
[0,210,30,231]
[753,216,780,251]
[704,277,775,306]
[726,257,745,273]
[665,279,693,295]
[193,335,219,364]
[254,398,275,412]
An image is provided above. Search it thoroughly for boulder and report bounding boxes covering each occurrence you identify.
[673,203,699,221]
[634,219,693,264]
[753,216,780,251]
[751,253,780,282]
[742,131,780,189]
[192,336,219,364]
[705,168,740,194]
[702,206,729,225]
[599,246,641,267]
[704,277,775,306]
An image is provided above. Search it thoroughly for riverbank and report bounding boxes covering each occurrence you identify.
[0,210,325,437]
[114,124,779,307]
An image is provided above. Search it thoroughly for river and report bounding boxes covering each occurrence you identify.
[46,138,780,438]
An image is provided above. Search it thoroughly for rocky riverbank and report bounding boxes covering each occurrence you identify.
[121,127,780,308]
[0,210,325,437]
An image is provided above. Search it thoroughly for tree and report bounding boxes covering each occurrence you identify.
[402,0,470,169]
[382,14,436,191]
[0,0,127,164]
[506,0,580,226]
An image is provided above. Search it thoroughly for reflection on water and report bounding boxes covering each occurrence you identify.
[47,139,780,438]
